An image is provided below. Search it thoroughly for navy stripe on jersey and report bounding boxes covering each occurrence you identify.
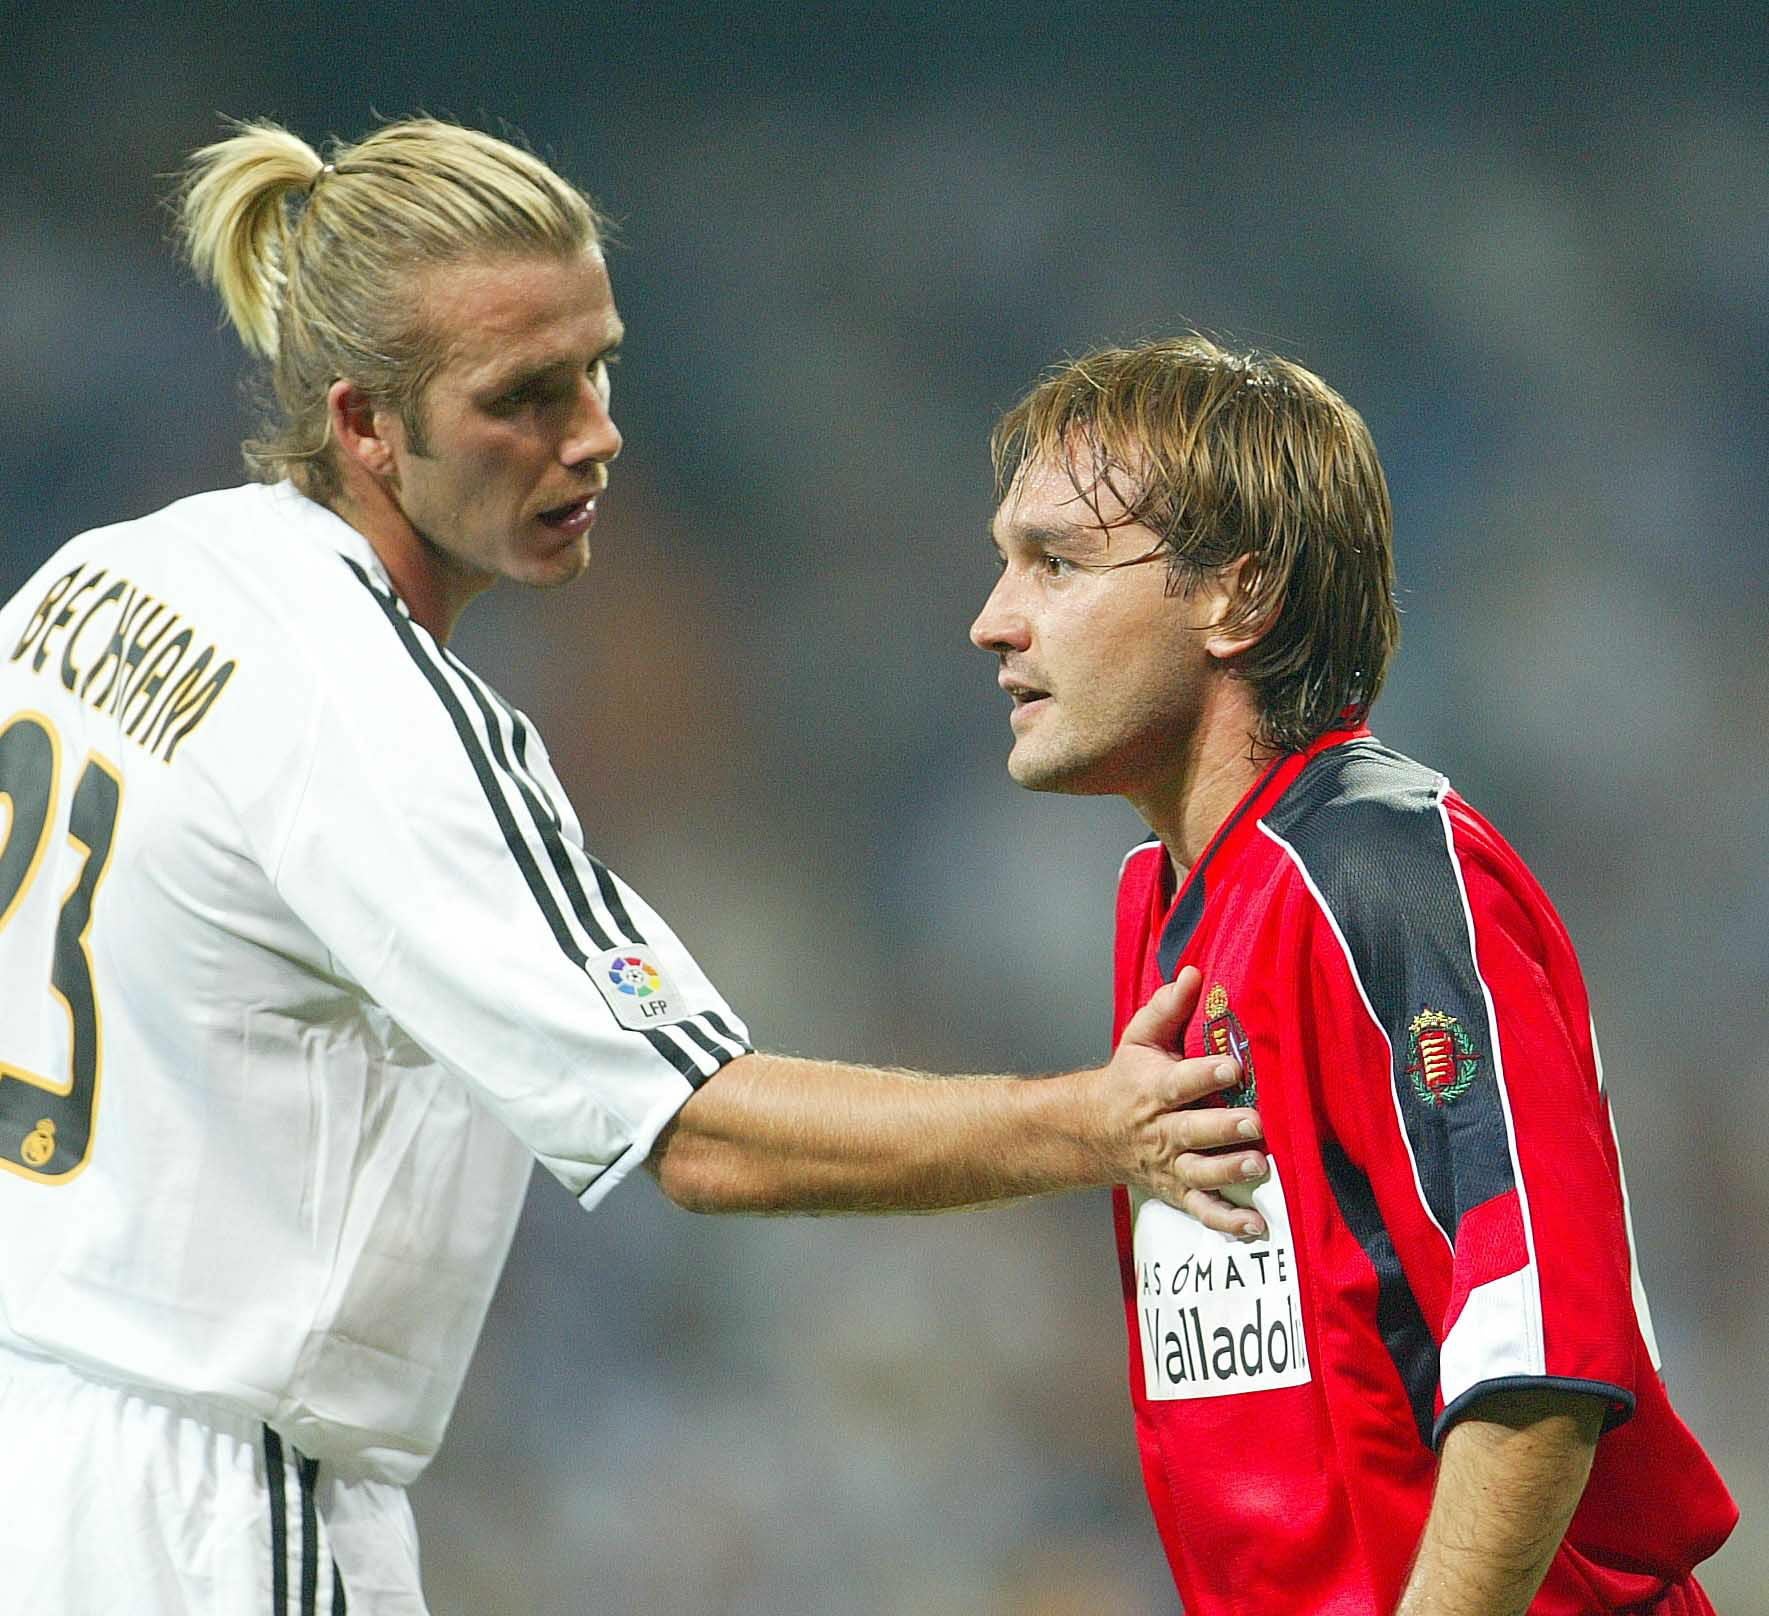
[344,562,593,962]
[264,1427,345,1615]
[1156,756,1287,977]
[702,1010,745,1048]
[448,665,619,951]
[297,1453,321,1616]
[466,671,563,831]
[463,678,665,947]
[342,560,748,1087]
[1319,1133,1438,1446]
[1262,740,1513,1243]
[439,645,653,947]
[264,1426,289,1616]
[677,1019,733,1064]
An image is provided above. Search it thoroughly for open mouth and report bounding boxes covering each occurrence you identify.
[537,495,598,533]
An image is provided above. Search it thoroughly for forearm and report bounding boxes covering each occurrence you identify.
[646,970,1269,1227]
[1395,1389,1603,1616]
[649,1051,1109,1213]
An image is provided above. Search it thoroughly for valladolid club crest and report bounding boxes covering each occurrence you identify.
[1404,1008,1481,1107]
[1202,983,1257,1108]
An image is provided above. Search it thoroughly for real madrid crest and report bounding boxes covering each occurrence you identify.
[1404,1008,1481,1107]
[1201,982,1257,1108]
[20,1118,56,1169]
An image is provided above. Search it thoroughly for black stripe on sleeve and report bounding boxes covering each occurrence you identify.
[263,1425,289,1616]
[1264,740,1515,1243]
[701,1010,748,1049]
[656,1015,751,1086]
[343,561,591,970]
[1320,1132,1439,1447]
[333,1562,348,1616]
[584,852,643,943]
[438,640,650,947]
[676,1020,733,1064]
[646,1024,710,1082]
[574,1159,616,1201]
[688,1011,750,1060]
[481,681,563,831]
[447,666,619,952]
[343,560,744,1090]
[386,570,654,956]
[297,1452,320,1616]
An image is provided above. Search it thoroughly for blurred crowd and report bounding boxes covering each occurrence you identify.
[3,4,1762,1610]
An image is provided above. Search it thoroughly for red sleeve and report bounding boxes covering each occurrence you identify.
[1430,811,1639,1430]
[1279,783,1642,1441]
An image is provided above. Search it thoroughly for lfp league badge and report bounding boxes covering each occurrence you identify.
[592,947,682,1029]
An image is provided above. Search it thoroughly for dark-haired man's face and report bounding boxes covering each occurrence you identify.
[972,457,1224,812]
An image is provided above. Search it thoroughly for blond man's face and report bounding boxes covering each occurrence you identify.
[380,249,624,596]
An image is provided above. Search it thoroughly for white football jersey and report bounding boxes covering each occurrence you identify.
[0,482,749,1483]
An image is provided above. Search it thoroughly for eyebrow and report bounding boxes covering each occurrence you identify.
[991,519,1105,553]
[483,325,626,395]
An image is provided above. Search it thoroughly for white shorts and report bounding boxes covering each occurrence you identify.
[0,1348,429,1614]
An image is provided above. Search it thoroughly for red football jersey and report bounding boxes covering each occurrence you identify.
[1112,727,1735,1614]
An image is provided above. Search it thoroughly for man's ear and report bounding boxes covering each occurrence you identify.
[1202,553,1274,663]
[327,379,399,480]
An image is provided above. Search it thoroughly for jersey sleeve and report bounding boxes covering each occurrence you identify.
[243,564,751,1211]
[1421,811,1640,1432]
[1274,770,1641,1445]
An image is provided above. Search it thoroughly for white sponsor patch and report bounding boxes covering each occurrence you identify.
[590,947,687,1030]
[1131,1156,1312,1400]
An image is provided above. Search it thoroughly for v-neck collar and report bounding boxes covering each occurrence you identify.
[1154,724,1369,978]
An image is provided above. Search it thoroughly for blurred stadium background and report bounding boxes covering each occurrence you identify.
[4,4,1763,1610]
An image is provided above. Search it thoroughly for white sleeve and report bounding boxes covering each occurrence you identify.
[261,562,750,1210]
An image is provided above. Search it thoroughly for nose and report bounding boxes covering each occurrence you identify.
[969,572,1030,655]
[562,377,622,470]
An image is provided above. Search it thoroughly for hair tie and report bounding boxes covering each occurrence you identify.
[304,163,336,198]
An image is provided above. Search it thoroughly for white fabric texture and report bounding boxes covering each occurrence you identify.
[0,482,747,1484]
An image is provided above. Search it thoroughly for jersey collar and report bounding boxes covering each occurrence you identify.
[1154,723,1370,978]
[265,480,399,596]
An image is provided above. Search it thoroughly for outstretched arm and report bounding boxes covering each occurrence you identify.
[648,965,1268,1232]
[1394,1389,1604,1616]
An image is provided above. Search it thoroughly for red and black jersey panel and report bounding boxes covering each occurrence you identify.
[1110,728,1736,1616]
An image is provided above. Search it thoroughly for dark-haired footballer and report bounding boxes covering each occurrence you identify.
[972,335,1736,1615]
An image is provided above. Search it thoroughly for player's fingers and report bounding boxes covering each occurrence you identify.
[1163,1052,1253,1109]
[1170,1147,1268,1191]
[1174,1096,1263,1149]
[1119,965,1202,1051]
[1179,1186,1267,1240]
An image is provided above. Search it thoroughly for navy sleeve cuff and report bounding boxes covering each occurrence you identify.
[1432,1374,1635,1449]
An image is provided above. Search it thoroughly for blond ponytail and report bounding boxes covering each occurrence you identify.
[177,120,324,359]
[174,116,605,499]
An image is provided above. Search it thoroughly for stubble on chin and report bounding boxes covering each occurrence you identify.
[525,535,593,589]
[1007,738,1095,796]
